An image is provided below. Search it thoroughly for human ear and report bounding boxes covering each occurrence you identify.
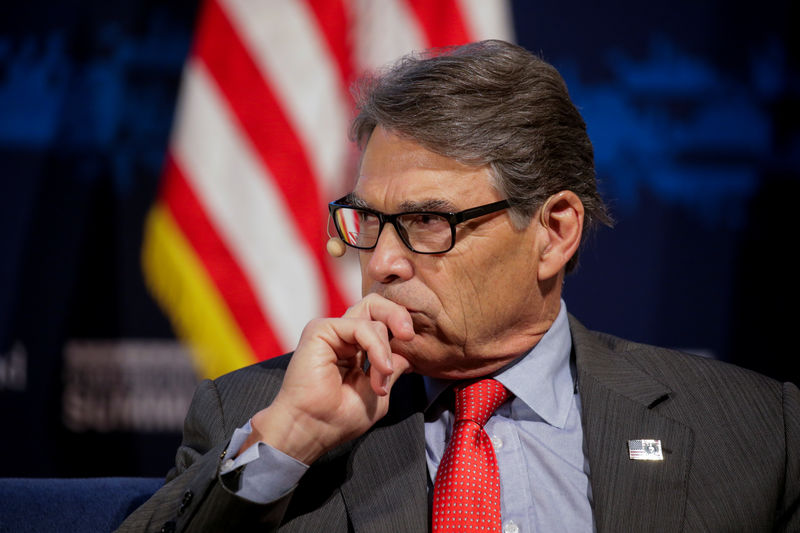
[537,190,584,280]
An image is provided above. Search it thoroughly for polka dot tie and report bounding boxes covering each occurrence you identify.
[432,379,511,533]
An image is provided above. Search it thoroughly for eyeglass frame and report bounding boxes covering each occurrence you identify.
[328,195,511,254]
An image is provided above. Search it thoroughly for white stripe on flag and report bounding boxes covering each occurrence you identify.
[352,0,428,72]
[223,0,352,200]
[172,60,324,349]
[458,0,515,41]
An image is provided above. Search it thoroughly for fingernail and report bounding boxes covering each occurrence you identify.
[382,374,390,394]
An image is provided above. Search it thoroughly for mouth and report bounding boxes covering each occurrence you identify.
[371,288,418,313]
[395,303,428,322]
[369,286,433,329]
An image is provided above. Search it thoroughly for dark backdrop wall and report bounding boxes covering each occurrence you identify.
[0,0,797,477]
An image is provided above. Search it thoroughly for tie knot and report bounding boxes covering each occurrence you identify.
[454,379,510,427]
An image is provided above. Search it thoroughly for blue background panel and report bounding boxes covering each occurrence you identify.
[0,0,797,476]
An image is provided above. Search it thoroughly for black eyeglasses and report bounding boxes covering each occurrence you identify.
[328,195,510,254]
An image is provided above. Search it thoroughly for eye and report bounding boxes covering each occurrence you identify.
[355,211,379,226]
[402,213,449,230]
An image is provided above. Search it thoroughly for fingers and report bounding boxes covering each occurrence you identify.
[295,294,415,398]
[360,351,412,399]
[342,295,415,395]
[268,295,417,463]
[343,294,415,342]
[321,319,396,395]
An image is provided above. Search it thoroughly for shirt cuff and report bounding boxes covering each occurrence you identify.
[220,419,309,504]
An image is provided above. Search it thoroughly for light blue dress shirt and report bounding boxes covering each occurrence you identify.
[223,301,594,532]
[424,301,594,532]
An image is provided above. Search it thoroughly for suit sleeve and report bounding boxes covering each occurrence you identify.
[777,381,800,532]
[115,379,294,533]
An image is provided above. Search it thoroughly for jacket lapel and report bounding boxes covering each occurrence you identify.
[571,317,694,532]
[339,373,429,532]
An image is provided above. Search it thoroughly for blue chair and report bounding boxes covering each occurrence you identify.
[0,477,163,533]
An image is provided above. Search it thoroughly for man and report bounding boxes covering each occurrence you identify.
[119,40,799,532]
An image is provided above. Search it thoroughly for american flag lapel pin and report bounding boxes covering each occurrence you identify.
[628,439,663,461]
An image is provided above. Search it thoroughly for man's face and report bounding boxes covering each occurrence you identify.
[354,126,554,379]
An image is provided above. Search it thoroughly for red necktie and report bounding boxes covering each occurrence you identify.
[432,379,511,533]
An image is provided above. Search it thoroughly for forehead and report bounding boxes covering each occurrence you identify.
[354,127,497,210]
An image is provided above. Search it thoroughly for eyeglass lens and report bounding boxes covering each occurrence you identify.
[334,207,453,253]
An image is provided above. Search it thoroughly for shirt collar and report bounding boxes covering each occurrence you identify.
[423,299,574,429]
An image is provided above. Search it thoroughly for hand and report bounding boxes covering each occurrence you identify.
[241,294,415,465]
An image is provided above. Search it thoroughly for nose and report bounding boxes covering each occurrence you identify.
[362,223,414,284]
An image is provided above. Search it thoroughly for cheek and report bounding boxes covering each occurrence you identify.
[447,249,519,324]
[432,262,486,331]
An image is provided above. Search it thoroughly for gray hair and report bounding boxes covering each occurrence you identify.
[350,39,612,272]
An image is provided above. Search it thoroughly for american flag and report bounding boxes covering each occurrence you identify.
[142,0,513,379]
[628,439,664,461]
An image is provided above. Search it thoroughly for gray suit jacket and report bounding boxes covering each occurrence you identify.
[118,317,799,532]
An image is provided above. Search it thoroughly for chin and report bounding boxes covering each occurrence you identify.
[414,364,490,381]
[390,338,434,373]
[389,339,469,379]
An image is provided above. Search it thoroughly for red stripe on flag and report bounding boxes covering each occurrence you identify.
[194,0,349,317]
[405,0,471,48]
[304,0,356,91]
[161,155,283,360]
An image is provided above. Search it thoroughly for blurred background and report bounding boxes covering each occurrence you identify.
[1,0,797,478]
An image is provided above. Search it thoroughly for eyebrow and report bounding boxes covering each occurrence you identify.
[347,194,370,209]
[399,198,456,212]
[348,194,457,213]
